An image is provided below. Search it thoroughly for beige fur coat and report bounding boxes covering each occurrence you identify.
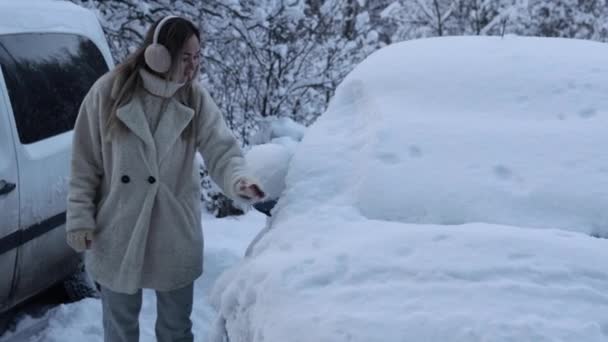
[67,69,247,294]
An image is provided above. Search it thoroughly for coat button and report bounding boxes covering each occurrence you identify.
[121,175,130,183]
[148,176,156,184]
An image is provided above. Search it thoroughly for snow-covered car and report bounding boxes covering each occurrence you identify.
[0,1,113,327]
[211,36,608,342]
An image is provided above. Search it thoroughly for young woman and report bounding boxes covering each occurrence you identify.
[65,16,265,342]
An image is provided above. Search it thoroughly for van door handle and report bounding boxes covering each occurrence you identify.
[0,180,16,196]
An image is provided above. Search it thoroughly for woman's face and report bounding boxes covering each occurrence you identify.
[175,35,201,83]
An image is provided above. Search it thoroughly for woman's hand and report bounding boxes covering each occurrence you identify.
[66,229,93,252]
[235,177,266,203]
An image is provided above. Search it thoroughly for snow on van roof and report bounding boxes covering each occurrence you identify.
[0,0,112,63]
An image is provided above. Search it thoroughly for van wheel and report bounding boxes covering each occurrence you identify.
[62,263,98,301]
[0,312,10,335]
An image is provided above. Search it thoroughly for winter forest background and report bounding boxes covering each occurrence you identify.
[68,0,608,216]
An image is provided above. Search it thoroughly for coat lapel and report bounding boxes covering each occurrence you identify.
[116,97,155,148]
[154,99,194,163]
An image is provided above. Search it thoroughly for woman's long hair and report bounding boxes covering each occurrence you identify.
[106,17,201,139]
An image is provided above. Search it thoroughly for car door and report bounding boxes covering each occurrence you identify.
[0,66,19,312]
[0,32,110,305]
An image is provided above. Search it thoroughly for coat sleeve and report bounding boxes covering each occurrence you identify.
[66,87,103,233]
[195,87,247,200]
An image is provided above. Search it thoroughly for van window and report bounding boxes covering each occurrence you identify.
[0,33,108,144]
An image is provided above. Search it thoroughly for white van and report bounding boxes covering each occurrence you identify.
[0,0,114,324]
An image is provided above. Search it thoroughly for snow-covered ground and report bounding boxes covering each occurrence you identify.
[210,36,608,342]
[0,212,266,342]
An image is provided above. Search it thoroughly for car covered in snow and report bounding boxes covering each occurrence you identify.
[0,0,113,327]
[211,36,608,342]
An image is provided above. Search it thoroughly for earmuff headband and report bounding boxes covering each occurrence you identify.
[153,15,179,44]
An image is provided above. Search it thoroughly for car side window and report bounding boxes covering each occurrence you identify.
[0,33,108,144]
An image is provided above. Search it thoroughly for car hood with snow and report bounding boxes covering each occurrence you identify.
[211,36,608,342]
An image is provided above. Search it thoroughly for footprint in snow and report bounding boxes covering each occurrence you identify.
[579,108,597,119]
[493,165,513,180]
[508,252,532,260]
[409,145,423,158]
[432,234,449,242]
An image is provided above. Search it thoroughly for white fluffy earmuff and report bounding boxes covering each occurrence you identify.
[144,15,179,73]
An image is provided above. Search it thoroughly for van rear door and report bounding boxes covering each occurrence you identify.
[0,66,19,312]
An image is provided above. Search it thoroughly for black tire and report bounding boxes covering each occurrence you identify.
[0,312,10,336]
[62,263,99,301]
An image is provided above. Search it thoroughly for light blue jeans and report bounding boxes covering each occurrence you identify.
[100,283,194,342]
